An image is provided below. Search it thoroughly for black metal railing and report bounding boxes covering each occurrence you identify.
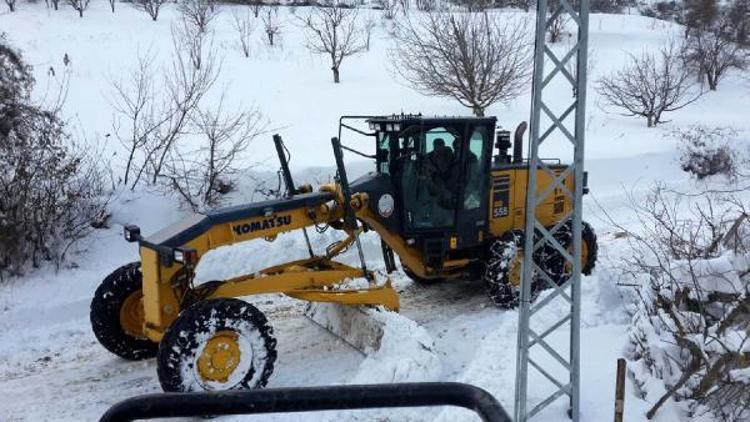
[100,382,511,422]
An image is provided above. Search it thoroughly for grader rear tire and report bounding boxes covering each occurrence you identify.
[483,231,538,309]
[157,298,277,393]
[551,220,599,285]
[90,262,158,361]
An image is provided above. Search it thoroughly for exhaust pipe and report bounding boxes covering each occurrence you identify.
[513,121,527,164]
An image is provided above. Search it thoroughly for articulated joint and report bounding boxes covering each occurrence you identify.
[350,193,369,212]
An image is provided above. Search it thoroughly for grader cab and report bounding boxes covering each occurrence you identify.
[90,114,597,393]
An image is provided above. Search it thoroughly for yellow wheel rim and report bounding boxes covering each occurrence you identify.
[509,250,524,287]
[197,330,242,383]
[565,241,589,273]
[119,290,146,339]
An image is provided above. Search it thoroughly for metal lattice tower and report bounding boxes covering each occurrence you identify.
[514,0,589,420]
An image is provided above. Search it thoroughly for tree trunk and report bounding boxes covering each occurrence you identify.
[707,73,717,91]
[472,105,484,117]
[332,67,340,83]
[268,33,274,46]
[78,8,83,18]
[647,114,654,127]
[8,2,14,12]
[110,1,115,13]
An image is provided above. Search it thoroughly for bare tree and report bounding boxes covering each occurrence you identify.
[684,11,750,90]
[109,53,163,187]
[683,0,719,35]
[564,39,596,97]
[251,0,263,18]
[146,25,218,184]
[415,0,436,11]
[165,96,265,210]
[398,0,411,14]
[4,0,16,12]
[363,16,377,51]
[172,19,211,70]
[133,0,164,21]
[262,7,282,46]
[727,0,750,47]
[177,0,219,33]
[301,2,367,83]
[547,0,569,43]
[378,0,398,20]
[232,9,255,58]
[111,29,218,190]
[596,41,701,127]
[390,12,532,117]
[512,0,532,12]
[66,0,90,17]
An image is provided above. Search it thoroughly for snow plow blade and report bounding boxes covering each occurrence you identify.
[305,302,387,353]
[305,302,442,384]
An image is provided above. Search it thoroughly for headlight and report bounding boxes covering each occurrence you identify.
[123,225,141,243]
[369,122,376,130]
[386,124,394,131]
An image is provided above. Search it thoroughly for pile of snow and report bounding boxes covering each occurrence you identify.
[306,303,441,384]
[350,307,441,384]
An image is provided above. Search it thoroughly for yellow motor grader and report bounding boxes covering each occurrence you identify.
[90,115,597,393]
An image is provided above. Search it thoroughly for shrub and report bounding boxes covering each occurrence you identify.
[676,125,738,180]
[621,186,750,420]
[0,37,109,279]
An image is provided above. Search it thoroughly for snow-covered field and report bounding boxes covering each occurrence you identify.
[1,2,749,421]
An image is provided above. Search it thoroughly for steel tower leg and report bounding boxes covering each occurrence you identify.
[514,0,589,420]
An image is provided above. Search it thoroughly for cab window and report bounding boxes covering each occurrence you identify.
[377,132,390,174]
[398,126,459,229]
[463,126,488,210]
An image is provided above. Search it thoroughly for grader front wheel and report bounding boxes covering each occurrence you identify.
[156,298,277,392]
[90,262,158,360]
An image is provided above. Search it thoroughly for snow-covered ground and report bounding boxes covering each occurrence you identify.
[1,2,749,421]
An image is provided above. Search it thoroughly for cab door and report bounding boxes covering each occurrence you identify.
[453,124,492,249]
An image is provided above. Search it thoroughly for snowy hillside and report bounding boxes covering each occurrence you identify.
[1,2,749,421]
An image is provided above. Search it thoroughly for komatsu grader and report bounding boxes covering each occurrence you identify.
[90,115,597,393]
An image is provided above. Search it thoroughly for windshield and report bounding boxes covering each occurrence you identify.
[398,126,461,229]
